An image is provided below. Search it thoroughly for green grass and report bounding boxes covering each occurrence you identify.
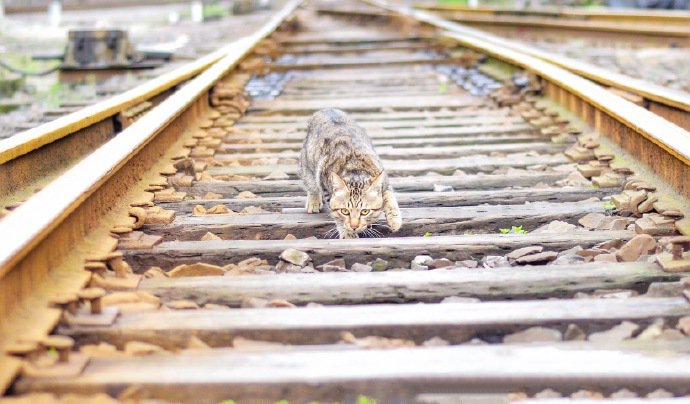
[499,225,528,234]
[204,3,230,19]
[602,200,616,210]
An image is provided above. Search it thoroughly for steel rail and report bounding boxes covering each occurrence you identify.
[433,13,690,39]
[365,0,690,194]
[0,0,301,393]
[0,43,236,166]
[414,3,690,25]
[317,6,690,49]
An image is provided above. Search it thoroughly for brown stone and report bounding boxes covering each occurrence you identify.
[206,204,232,215]
[125,341,165,356]
[203,192,223,200]
[515,251,558,265]
[201,232,222,241]
[503,327,562,344]
[615,234,657,262]
[236,191,259,199]
[168,263,225,277]
[167,300,199,310]
[662,209,684,219]
[506,246,543,260]
[593,253,618,263]
[428,258,454,269]
[588,321,639,343]
[637,195,658,214]
[578,213,607,229]
[563,324,586,341]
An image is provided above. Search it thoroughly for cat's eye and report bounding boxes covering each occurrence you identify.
[340,208,350,215]
[361,209,370,215]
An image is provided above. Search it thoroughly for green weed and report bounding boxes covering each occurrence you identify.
[499,225,527,234]
[602,200,616,210]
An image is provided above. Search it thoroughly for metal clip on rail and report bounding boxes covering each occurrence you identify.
[657,236,690,273]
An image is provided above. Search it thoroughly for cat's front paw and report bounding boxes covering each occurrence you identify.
[306,194,323,213]
[387,213,402,233]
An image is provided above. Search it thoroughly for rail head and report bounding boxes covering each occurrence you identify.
[0,0,304,278]
[414,3,690,24]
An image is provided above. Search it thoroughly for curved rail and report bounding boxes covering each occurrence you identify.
[342,3,690,131]
[415,3,690,25]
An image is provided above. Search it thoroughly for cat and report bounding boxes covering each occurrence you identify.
[300,108,402,239]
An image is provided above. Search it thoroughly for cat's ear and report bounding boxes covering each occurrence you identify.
[366,172,385,193]
[330,172,348,193]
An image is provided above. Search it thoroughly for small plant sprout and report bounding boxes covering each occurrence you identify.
[499,225,528,234]
[602,200,616,210]
[358,396,379,404]
[423,231,432,237]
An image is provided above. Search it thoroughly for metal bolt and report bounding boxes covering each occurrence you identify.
[78,287,106,315]
[41,335,74,363]
[668,236,690,261]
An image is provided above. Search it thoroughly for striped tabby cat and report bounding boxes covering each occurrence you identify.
[300,108,402,239]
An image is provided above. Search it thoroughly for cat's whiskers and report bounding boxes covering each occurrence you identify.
[370,223,391,232]
[368,227,384,238]
[323,227,340,239]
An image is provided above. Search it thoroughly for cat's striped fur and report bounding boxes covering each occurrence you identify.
[300,108,402,239]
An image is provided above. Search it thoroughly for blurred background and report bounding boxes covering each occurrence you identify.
[0,0,688,139]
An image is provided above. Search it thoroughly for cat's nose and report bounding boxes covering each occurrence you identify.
[350,218,359,229]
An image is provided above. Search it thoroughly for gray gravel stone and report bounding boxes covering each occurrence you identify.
[279,248,311,267]
[351,263,373,272]
[503,327,562,344]
[588,321,639,343]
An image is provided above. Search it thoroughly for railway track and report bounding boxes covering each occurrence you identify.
[2,0,690,402]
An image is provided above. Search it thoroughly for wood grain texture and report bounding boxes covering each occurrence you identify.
[181,172,570,197]
[209,154,567,177]
[222,133,546,151]
[223,124,536,142]
[147,201,604,240]
[234,114,521,130]
[61,297,690,348]
[248,94,483,112]
[161,187,613,214]
[16,342,690,402]
[123,231,633,271]
[239,108,511,122]
[218,142,564,161]
[141,262,677,306]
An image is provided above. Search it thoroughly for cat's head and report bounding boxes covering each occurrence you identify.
[329,172,384,237]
